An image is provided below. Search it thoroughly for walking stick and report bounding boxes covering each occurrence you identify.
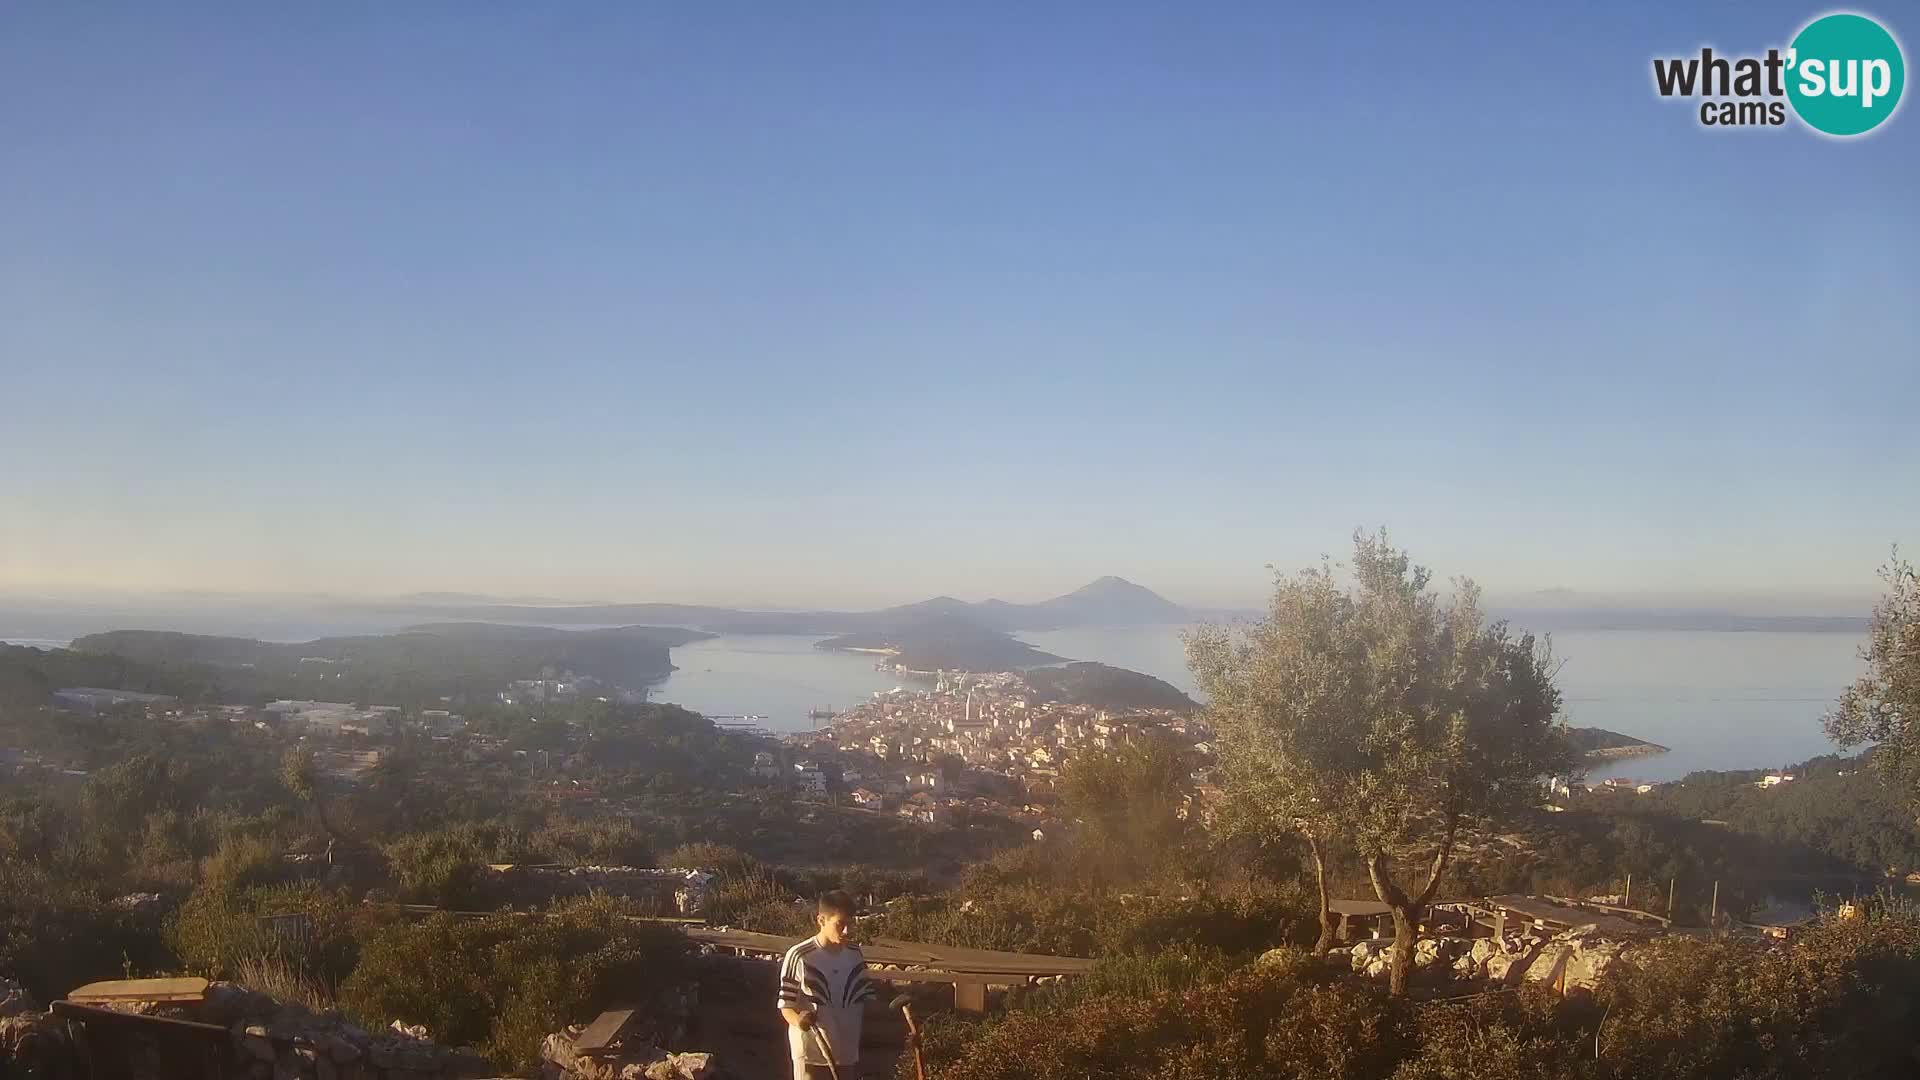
[891,994,927,1080]
[810,1020,844,1080]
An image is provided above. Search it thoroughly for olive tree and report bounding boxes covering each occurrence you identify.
[1826,553,1920,814]
[1187,531,1569,996]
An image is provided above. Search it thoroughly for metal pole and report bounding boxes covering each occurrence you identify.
[1625,873,1632,908]
[1710,880,1719,929]
[1668,878,1676,920]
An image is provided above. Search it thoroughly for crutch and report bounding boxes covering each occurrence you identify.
[809,1020,843,1080]
[891,994,928,1080]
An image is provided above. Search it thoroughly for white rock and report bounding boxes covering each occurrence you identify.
[1524,942,1574,985]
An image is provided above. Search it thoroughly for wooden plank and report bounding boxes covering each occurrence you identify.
[953,981,988,1013]
[865,969,996,987]
[374,902,1088,972]
[1484,895,1654,937]
[573,1008,638,1053]
[52,1001,230,1080]
[1541,895,1671,928]
[51,1002,227,1036]
[682,928,1096,976]
[68,977,210,1004]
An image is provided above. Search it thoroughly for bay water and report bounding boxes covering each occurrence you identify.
[4,610,1867,780]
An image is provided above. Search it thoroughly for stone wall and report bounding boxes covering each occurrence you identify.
[538,1028,718,1080]
[0,976,743,1080]
[0,979,499,1080]
[1338,924,1633,993]
[485,867,716,915]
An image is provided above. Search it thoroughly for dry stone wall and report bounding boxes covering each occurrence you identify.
[0,979,499,1080]
[538,1026,719,1080]
[1337,923,1634,993]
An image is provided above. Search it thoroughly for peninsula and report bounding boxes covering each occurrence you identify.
[1569,726,1670,761]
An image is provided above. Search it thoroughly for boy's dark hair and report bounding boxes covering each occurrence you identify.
[817,889,857,920]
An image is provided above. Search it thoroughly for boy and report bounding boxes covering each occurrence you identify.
[777,890,875,1079]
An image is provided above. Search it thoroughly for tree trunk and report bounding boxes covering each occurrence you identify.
[1364,806,1465,998]
[1308,835,1337,955]
[1364,854,1414,996]
[1387,902,1416,998]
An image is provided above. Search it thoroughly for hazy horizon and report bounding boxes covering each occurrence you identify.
[4,3,1915,610]
[0,576,1886,621]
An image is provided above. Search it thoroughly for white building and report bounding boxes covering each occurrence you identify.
[265,700,393,737]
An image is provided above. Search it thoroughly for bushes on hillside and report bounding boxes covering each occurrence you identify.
[531,820,656,867]
[168,882,371,997]
[869,885,1312,959]
[382,823,533,908]
[855,834,1316,959]
[907,900,1920,1080]
[1588,893,1920,1077]
[1007,945,1242,1013]
[0,861,172,1002]
[337,895,688,1071]
[909,952,1401,1080]
[658,843,927,936]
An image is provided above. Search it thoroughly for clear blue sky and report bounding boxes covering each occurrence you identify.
[2,2,1914,610]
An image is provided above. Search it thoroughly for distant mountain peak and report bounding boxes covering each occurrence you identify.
[1070,575,1151,594]
[1035,577,1185,623]
[879,576,1185,632]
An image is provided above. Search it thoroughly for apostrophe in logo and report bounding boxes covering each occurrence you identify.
[1651,10,1905,137]
[1785,13,1904,136]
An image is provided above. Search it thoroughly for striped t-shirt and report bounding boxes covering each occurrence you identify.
[777,935,874,1065]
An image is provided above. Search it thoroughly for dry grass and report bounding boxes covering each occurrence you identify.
[233,952,336,1013]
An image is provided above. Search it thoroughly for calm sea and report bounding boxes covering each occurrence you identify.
[643,634,918,730]
[4,611,1867,780]
[1020,625,1867,783]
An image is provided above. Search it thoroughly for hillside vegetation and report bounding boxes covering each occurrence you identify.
[58,623,700,706]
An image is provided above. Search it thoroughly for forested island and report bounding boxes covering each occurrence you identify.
[51,623,707,707]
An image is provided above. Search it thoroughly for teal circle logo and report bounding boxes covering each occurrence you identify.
[1786,13,1905,136]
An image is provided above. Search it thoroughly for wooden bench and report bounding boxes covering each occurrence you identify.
[572,1008,640,1055]
[66,977,210,1005]
[52,1001,230,1080]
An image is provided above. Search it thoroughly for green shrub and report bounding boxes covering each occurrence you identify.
[906,958,1393,1080]
[1008,945,1240,1013]
[168,882,368,994]
[1589,892,1920,1077]
[910,902,1920,1080]
[1395,993,1595,1080]
[868,886,1312,959]
[0,861,172,1001]
[657,841,758,877]
[338,894,688,1070]
[739,897,815,937]
[532,820,656,866]
[381,824,533,908]
[198,834,287,893]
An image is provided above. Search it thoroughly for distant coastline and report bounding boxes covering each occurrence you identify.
[1570,726,1671,762]
[1583,742,1670,762]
